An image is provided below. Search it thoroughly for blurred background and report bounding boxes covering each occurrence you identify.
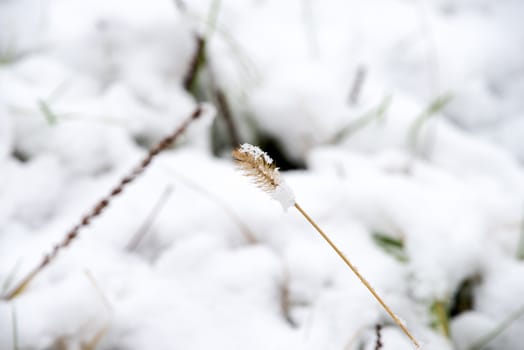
[1,0,524,349]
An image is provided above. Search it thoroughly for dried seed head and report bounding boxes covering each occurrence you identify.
[233,143,295,210]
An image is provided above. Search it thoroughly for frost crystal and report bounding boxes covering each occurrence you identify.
[239,143,274,165]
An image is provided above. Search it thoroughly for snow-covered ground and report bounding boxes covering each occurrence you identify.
[1,0,524,349]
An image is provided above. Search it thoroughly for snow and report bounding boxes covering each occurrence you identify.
[1,0,524,349]
[270,181,296,211]
[238,143,274,165]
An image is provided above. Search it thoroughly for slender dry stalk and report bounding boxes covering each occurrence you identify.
[2,107,203,301]
[375,324,383,350]
[82,327,109,350]
[279,265,296,327]
[183,34,206,93]
[293,203,419,348]
[517,217,524,260]
[83,269,113,314]
[469,303,524,350]
[163,167,257,244]
[432,299,450,337]
[343,325,367,350]
[214,88,241,147]
[126,184,175,251]
[232,143,420,348]
[348,65,367,105]
[82,269,113,350]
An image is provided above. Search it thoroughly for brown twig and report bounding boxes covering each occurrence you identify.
[181,3,241,149]
[214,88,241,147]
[183,35,206,94]
[2,107,203,300]
[375,324,383,350]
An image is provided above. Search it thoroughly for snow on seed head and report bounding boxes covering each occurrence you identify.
[233,143,295,210]
[238,143,274,165]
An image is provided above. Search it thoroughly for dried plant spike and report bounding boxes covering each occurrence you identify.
[2,106,203,301]
[232,143,295,210]
[375,324,383,350]
[232,144,420,348]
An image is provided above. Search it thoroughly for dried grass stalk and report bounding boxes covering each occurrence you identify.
[233,143,420,348]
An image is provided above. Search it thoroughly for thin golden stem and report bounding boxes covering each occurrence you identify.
[293,202,420,348]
